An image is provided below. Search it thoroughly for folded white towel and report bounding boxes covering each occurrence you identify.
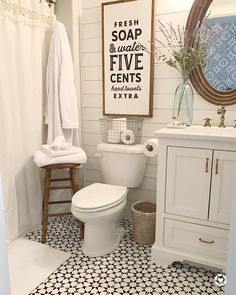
[42,145,81,157]
[50,135,65,151]
[34,148,87,168]
[60,143,72,150]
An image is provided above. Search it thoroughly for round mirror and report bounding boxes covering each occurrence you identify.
[186,0,236,105]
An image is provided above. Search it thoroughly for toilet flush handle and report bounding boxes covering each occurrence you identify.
[94,153,103,158]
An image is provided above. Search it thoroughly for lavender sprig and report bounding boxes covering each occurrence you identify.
[144,15,222,80]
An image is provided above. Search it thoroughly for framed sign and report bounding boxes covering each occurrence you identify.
[102,0,154,117]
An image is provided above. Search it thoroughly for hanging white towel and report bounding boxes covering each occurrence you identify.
[45,21,79,144]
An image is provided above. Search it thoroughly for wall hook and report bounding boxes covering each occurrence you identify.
[40,0,57,8]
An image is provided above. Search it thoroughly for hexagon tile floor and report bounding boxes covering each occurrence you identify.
[25,216,224,295]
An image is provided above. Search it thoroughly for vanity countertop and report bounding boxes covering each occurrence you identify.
[155,125,236,142]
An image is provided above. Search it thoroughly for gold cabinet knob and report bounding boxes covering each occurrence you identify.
[204,118,212,127]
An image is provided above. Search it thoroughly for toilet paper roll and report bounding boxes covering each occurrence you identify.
[112,118,127,131]
[144,138,159,157]
[107,129,121,143]
[121,129,135,145]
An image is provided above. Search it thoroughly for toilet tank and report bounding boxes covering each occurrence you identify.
[97,143,147,188]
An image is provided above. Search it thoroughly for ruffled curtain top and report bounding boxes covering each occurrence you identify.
[0,0,55,28]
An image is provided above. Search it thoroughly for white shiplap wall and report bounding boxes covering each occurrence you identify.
[80,0,236,213]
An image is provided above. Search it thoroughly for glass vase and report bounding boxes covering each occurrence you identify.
[173,79,194,126]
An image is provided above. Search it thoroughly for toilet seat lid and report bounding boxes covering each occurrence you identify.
[72,183,127,210]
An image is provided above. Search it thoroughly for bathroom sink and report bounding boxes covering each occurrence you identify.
[184,126,236,136]
[155,125,236,142]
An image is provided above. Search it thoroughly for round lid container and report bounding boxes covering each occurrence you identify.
[97,143,144,154]
[72,183,127,210]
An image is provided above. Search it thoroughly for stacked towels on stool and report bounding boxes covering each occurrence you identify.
[34,136,87,167]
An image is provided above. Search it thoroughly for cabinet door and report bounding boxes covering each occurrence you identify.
[165,147,212,219]
[209,150,236,224]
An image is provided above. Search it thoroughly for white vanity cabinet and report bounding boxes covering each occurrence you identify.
[151,126,236,270]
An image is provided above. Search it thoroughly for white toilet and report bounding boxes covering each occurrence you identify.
[71,143,146,257]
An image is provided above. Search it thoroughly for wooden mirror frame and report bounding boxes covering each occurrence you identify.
[186,0,236,105]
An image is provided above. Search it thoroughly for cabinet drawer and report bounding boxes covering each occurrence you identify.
[164,219,228,261]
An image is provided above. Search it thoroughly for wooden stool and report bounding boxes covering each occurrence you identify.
[41,163,84,243]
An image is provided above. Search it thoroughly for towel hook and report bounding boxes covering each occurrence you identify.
[40,0,57,8]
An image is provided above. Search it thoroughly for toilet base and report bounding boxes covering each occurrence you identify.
[82,226,125,257]
[72,194,127,257]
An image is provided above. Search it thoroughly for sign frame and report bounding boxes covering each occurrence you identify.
[102,0,154,117]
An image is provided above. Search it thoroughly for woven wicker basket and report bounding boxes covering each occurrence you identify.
[131,201,156,245]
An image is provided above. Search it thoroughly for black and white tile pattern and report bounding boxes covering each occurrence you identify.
[25,216,224,295]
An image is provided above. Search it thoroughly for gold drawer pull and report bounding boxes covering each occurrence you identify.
[199,237,215,244]
[205,158,209,173]
[216,159,219,174]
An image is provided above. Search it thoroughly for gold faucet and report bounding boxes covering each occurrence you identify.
[217,105,226,128]
[204,118,212,127]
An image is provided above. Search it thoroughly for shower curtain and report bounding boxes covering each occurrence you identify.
[0,0,55,242]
